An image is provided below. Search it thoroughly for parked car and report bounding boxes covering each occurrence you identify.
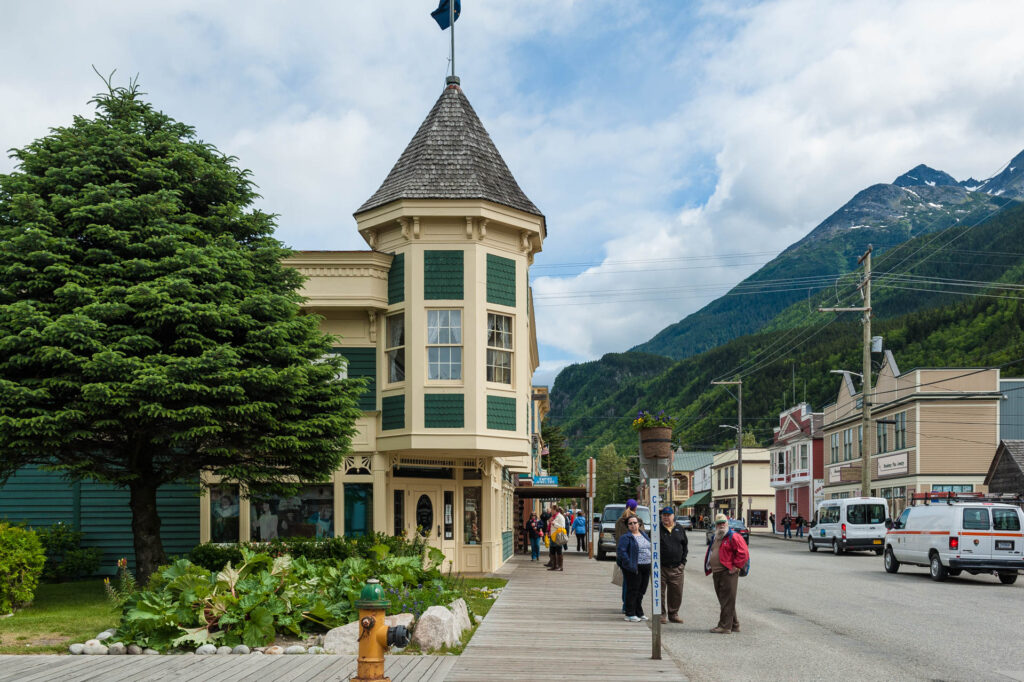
[677,515,693,530]
[884,498,1024,583]
[807,497,888,555]
[597,503,652,560]
[706,519,749,545]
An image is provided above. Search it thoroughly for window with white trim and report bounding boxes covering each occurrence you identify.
[427,309,462,380]
[486,313,513,384]
[876,420,888,454]
[843,428,852,461]
[385,313,405,383]
[894,411,907,449]
[800,443,808,470]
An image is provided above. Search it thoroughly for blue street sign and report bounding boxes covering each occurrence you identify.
[533,476,558,486]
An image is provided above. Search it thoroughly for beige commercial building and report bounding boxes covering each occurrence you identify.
[199,77,545,573]
[711,448,772,528]
[821,352,1004,516]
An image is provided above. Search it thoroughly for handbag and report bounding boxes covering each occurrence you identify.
[611,564,623,586]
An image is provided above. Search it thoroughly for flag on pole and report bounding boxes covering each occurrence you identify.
[431,0,461,30]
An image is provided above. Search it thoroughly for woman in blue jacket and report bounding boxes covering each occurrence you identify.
[572,511,587,551]
[616,516,652,622]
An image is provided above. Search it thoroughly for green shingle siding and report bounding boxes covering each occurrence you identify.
[0,466,199,575]
[332,347,377,411]
[388,253,405,304]
[424,394,465,428]
[487,395,517,431]
[502,530,514,560]
[424,250,464,300]
[486,254,516,307]
[382,395,405,430]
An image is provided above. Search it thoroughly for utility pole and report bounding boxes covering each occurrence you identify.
[711,380,743,522]
[819,245,873,497]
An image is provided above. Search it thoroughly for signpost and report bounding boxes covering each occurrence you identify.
[650,481,662,660]
[586,458,596,559]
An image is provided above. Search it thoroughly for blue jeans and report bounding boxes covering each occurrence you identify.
[783,525,792,538]
[530,536,540,560]
[796,525,803,537]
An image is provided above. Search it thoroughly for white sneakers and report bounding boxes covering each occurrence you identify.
[626,615,642,622]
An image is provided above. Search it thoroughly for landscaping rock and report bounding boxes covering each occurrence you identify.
[474,614,483,624]
[231,645,250,655]
[127,644,143,655]
[107,642,127,655]
[195,644,217,655]
[307,646,325,655]
[284,645,306,655]
[385,613,416,631]
[82,639,109,655]
[323,620,361,655]
[216,646,233,655]
[69,643,84,655]
[265,645,284,655]
[449,598,472,634]
[143,648,160,655]
[96,631,114,642]
[251,650,265,655]
[411,605,457,651]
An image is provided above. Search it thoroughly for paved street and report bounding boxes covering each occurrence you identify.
[659,535,1024,681]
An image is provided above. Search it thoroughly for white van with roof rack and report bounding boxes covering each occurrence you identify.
[883,492,1024,584]
[807,497,889,555]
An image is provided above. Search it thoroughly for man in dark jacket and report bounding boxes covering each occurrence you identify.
[659,506,687,624]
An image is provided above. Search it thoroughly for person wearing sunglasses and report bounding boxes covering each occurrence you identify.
[616,514,652,622]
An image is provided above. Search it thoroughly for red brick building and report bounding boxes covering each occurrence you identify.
[769,403,823,527]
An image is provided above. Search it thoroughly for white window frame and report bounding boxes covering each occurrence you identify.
[385,313,405,384]
[426,309,463,381]
[800,443,808,470]
[486,312,513,385]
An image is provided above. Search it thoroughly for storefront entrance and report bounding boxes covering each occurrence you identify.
[395,484,457,571]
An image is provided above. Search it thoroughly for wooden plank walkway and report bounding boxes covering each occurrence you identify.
[445,554,686,681]
[0,653,456,681]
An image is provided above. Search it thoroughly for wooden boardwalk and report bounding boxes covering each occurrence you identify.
[0,653,456,681]
[445,553,686,681]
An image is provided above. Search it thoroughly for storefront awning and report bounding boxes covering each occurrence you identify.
[513,486,587,499]
[680,490,711,507]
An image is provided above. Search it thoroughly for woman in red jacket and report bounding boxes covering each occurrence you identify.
[704,513,749,634]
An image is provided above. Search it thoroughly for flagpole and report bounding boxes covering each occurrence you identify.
[450,1,455,77]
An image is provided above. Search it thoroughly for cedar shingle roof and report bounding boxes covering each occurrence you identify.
[355,83,542,218]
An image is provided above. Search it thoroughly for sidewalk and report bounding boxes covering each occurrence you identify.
[753,528,808,543]
[446,553,686,681]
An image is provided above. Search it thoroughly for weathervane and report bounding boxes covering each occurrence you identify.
[431,0,461,80]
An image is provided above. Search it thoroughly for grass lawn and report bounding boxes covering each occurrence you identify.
[459,577,507,620]
[0,580,115,654]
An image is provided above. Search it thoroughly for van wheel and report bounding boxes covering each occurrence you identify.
[998,572,1018,585]
[929,553,948,582]
[808,537,817,552]
[884,547,900,573]
[832,540,843,555]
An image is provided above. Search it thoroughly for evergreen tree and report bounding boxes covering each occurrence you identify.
[594,443,627,511]
[541,421,575,485]
[0,81,365,582]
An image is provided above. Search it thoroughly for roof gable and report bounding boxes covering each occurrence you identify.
[356,82,542,218]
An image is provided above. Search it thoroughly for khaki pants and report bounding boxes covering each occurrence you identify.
[661,563,684,617]
[712,570,739,630]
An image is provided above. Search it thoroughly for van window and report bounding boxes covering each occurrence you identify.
[847,504,886,524]
[962,508,990,530]
[993,509,1022,531]
[896,508,911,529]
[820,506,840,524]
[602,506,624,523]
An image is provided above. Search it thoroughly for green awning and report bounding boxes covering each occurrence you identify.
[679,490,711,507]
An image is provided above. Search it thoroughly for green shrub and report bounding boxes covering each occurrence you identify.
[188,532,428,572]
[0,522,47,613]
[34,523,102,581]
[118,542,449,651]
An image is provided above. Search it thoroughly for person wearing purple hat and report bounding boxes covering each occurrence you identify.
[614,499,643,613]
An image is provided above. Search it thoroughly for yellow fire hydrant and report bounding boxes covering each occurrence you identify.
[351,578,410,682]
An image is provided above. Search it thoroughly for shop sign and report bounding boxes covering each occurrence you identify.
[877,452,908,477]
[827,467,841,483]
[533,475,558,486]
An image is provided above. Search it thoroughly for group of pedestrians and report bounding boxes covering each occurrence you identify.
[770,511,806,538]
[524,503,589,572]
[614,500,749,634]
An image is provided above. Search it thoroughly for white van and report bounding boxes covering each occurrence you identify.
[883,497,1024,583]
[807,497,888,555]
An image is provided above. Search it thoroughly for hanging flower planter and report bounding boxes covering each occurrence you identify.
[630,410,677,460]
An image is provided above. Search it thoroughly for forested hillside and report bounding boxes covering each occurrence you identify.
[552,201,1024,464]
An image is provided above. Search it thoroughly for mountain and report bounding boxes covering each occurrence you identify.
[631,149,1024,360]
[552,201,1024,458]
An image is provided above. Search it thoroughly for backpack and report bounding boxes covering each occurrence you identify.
[725,529,751,577]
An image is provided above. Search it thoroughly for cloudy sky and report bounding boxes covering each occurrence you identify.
[3,1,1024,386]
